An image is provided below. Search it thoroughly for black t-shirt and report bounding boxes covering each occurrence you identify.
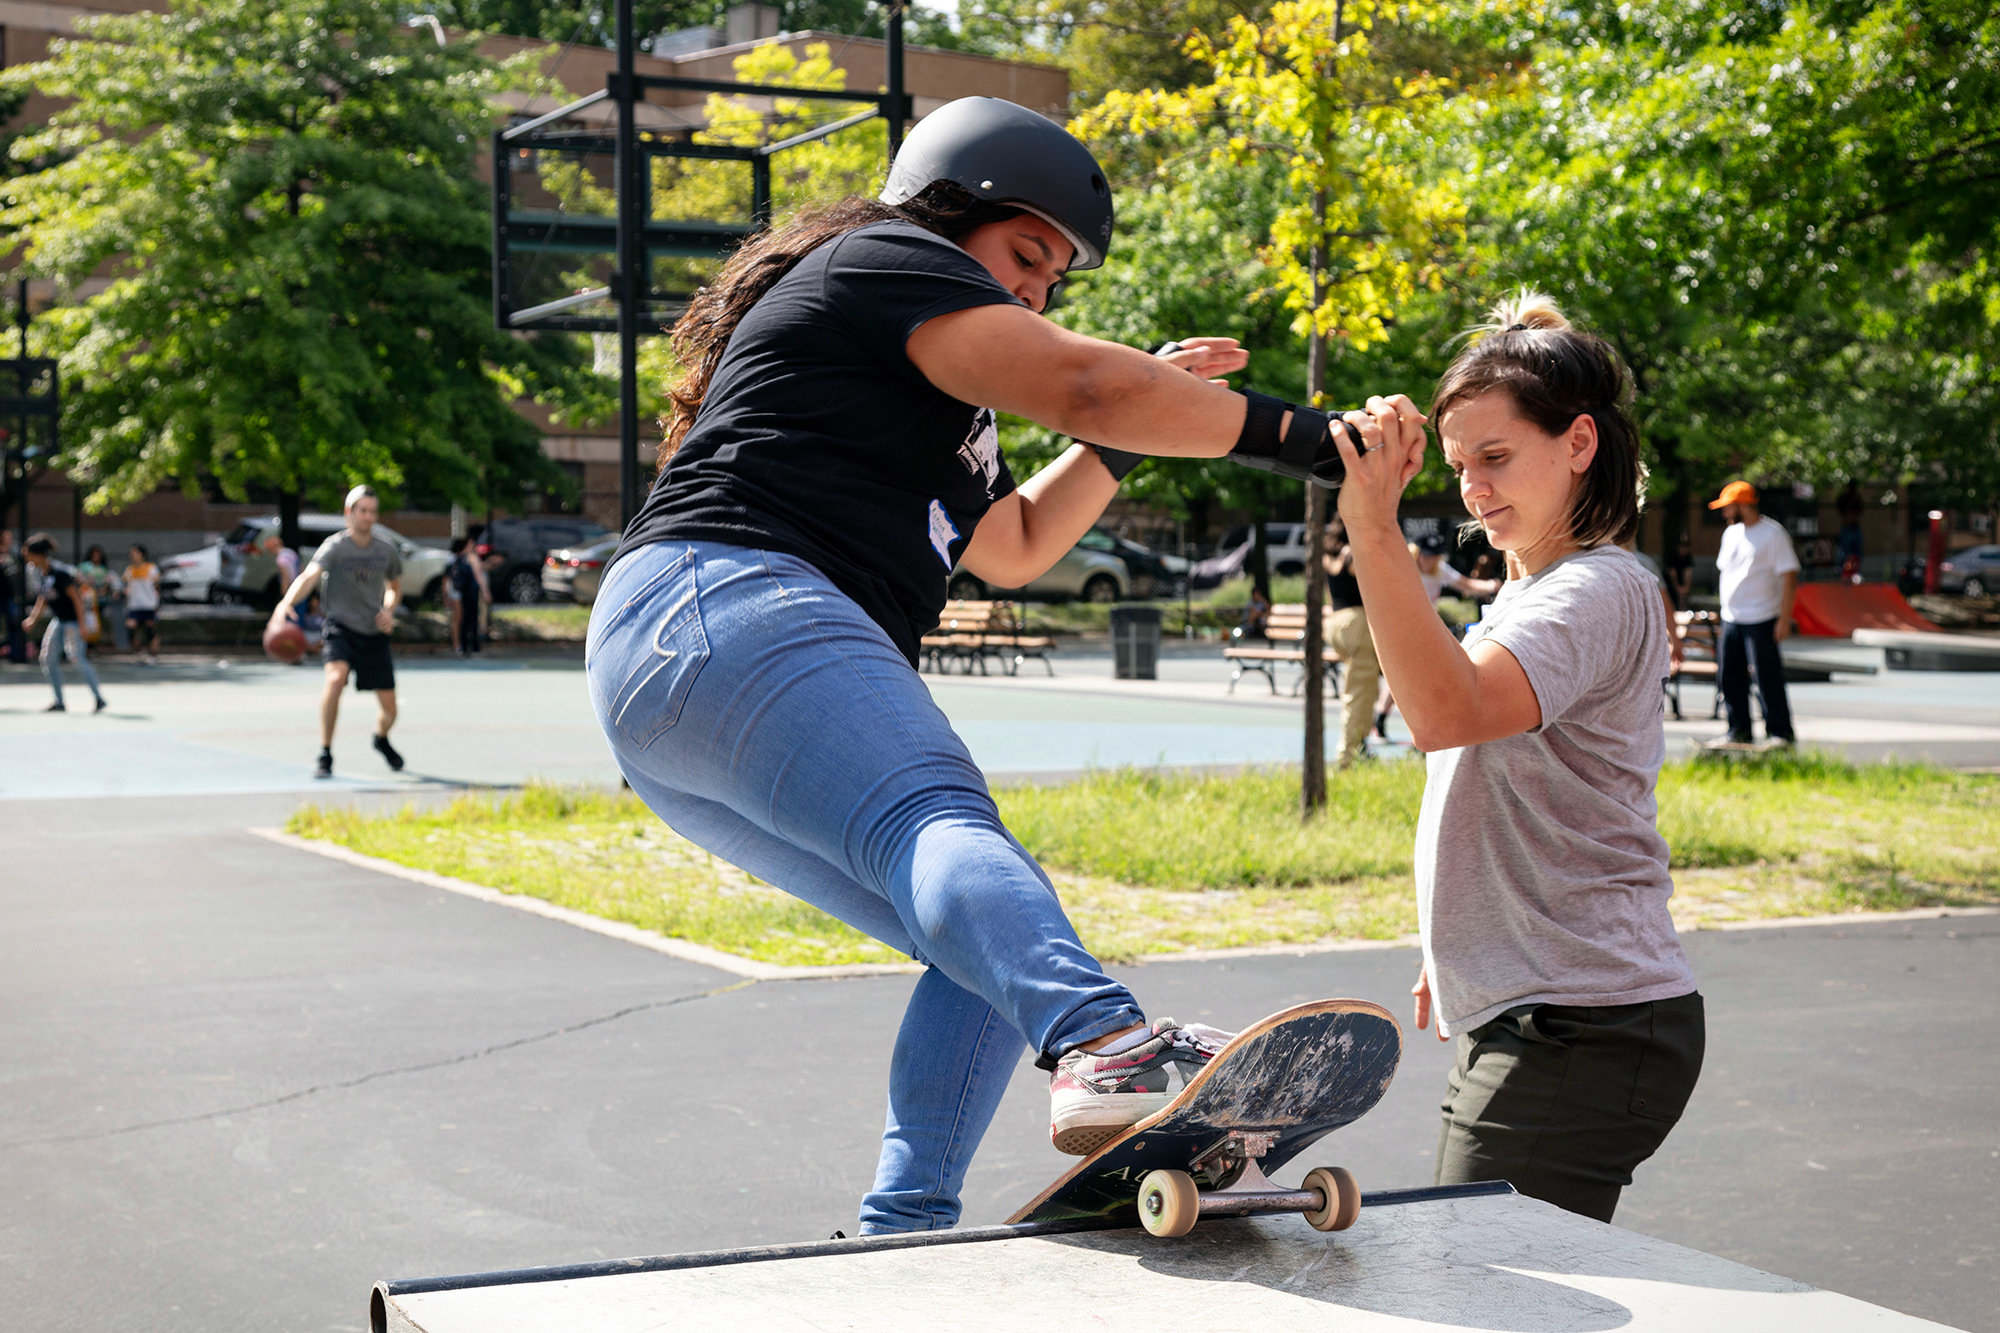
[619,221,1023,664]
[1328,549,1364,611]
[42,562,80,622]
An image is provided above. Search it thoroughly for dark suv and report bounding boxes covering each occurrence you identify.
[479,517,613,603]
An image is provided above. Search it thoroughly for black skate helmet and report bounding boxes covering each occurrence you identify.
[881,96,1114,271]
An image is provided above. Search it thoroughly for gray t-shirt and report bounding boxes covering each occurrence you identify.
[310,530,402,635]
[1414,544,1694,1036]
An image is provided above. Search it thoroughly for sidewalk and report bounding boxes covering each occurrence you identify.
[5,634,1998,802]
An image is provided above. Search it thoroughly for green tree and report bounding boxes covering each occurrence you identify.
[0,0,608,543]
[1076,0,1469,812]
[422,0,979,53]
[1462,0,2000,540]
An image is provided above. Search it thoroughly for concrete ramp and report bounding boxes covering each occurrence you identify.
[1793,583,1941,638]
[372,1185,1963,1333]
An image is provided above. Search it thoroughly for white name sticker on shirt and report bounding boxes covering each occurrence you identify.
[928,500,960,570]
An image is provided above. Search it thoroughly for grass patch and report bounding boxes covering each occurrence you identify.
[289,755,2000,966]
[489,603,593,638]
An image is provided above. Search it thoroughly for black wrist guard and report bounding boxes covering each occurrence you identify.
[1229,390,1364,489]
[1092,444,1145,482]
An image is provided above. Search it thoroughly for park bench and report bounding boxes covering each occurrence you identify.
[920,600,1057,677]
[1222,603,1346,696]
[1664,610,1721,720]
[1665,609,1873,720]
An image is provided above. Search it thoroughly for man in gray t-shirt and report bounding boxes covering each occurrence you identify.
[270,485,407,780]
[1416,545,1695,1036]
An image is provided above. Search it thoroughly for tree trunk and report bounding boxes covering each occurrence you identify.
[1301,187,1329,817]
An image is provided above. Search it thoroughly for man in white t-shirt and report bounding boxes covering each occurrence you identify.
[1710,480,1798,744]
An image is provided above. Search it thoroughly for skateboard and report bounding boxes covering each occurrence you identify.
[1007,999,1402,1238]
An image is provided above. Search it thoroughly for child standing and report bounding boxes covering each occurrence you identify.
[123,544,161,664]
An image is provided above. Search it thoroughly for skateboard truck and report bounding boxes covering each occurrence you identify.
[1136,1130,1362,1238]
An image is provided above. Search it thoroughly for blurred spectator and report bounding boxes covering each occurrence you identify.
[1412,534,1500,604]
[447,536,486,656]
[263,532,300,598]
[1323,515,1380,769]
[21,533,106,713]
[1835,483,1865,583]
[1468,550,1504,586]
[0,530,25,664]
[1711,481,1797,745]
[1235,584,1272,642]
[123,544,162,665]
[473,541,500,636]
[79,543,115,649]
[1665,532,1693,611]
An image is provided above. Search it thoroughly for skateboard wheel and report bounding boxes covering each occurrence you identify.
[1137,1169,1199,1238]
[1302,1166,1360,1232]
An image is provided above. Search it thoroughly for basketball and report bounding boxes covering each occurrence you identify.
[263,620,308,665]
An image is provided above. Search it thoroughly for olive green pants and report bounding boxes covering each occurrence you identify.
[1435,992,1705,1222]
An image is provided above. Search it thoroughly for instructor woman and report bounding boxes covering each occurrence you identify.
[588,98,1357,1234]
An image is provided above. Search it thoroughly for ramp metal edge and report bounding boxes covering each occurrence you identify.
[370,1181,1514,1328]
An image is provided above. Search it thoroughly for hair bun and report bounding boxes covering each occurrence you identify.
[1484,289,1570,335]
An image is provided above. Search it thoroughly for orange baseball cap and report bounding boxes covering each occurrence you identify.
[1708,480,1759,509]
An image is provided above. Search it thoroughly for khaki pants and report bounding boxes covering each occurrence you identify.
[1326,605,1379,768]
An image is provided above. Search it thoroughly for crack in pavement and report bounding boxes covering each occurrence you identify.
[2,979,756,1151]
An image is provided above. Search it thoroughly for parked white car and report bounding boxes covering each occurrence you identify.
[158,543,222,603]
[1190,523,1311,590]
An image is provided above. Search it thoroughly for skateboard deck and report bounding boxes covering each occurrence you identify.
[1008,999,1401,1231]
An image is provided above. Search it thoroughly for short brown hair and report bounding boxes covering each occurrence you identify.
[1431,291,1645,549]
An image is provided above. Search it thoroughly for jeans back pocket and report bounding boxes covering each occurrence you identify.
[589,548,711,752]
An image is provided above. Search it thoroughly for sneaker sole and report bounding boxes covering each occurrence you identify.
[1049,1090,1172,1156]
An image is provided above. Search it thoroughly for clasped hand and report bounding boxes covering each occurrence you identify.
[1331,394,1428,529]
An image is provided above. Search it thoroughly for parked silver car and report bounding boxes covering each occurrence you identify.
[947,540,1129,603]
[540,535,618,606]
[215,515,348,605]
[1938,544,2000,597]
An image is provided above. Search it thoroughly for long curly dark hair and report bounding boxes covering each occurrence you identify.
[659,183,1024,465]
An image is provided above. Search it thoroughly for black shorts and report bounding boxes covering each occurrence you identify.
[126,608,157,625]
[324,622,396,691]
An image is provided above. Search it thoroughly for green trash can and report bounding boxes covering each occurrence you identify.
[1110,604,1162,680]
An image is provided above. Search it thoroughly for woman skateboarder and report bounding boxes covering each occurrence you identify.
[587,97,1359,1234]
[1327,292,1704,1222]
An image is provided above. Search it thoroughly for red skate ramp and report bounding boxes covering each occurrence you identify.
[1792,582,1941,638]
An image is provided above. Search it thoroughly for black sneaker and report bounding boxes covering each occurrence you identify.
[44,701,65,712]
[314,749,333,780]
[93,697,108,714]
[373,733,404,771]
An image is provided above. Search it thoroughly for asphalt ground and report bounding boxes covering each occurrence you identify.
[2,648,1997,1330]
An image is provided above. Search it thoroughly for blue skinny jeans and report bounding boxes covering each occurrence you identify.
[585,541,1144,1232]
[42,619,104,707]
